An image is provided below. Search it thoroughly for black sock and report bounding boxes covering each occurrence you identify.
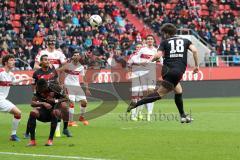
[63,121,68,130]
[49,117,58,140]
[136,92,161,107]
[25,117,31,135]
[175,93,185,116]
[28,115,36,140]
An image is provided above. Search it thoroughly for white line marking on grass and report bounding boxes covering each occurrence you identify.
[0,152,111,160]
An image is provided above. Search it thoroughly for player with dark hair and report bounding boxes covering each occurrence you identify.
[0,54,32,141]
[127,23,199,123]
[34,35,67,137]
[58,50,91,126]
[24,55,71,138]
[27,78,70,146]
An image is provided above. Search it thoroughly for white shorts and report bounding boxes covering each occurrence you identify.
[131,72,156,95]
[0,99,15,112]
[65,85,86,102]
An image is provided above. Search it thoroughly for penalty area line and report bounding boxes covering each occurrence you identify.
[0,152,111,160]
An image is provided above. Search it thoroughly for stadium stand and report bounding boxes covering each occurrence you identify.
[121,0,240,66]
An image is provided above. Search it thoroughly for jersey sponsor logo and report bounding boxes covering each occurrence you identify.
[48,59,61,64]
[140,54,152,59]
[37,73,55,81]
[182,70,203,81]
[65,69,80,75]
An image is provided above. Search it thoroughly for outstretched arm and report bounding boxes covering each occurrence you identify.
[189,44,199,74]
[151,50,163,62]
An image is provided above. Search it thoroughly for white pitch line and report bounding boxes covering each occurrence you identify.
[0,152,111,160]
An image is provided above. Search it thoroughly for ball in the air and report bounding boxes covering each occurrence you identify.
[89,15,102,27]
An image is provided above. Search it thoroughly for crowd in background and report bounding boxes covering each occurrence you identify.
[122,0,240,66]
[0,0,144,70]
[0,0,240,69]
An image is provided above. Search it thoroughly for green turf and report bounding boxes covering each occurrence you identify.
[0,97,240,160]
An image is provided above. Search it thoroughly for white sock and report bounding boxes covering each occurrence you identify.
[131,108,137,119]
[69,104,75,121]
[137,105,144,115]
[80,106,86,117]
[56,122,61,131]
[11,117,20,135]
[146,103,154,115]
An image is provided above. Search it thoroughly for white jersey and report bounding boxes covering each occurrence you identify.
[64,62,85,86]
[35,49,66,69]
[129,46,157,92]
[128,46,157,77]
[138,46,157,62]
[0,68,15,99]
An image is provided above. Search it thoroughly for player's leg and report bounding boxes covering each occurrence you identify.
[0,99,22,141]
[27,109,39,146]
[174,83,193,123]
[144,89,155,122]
[24,118,31,138]
[68,95,78,127]
[45,115,58,146]
[136,96,144,120]
[9,106,21,141]
[79,99,89,125]
[174,83,185,116]
[55,120,61,137]
[127,81,173,112]
[75,86,89,125]
[130,96,138,121]
[57,101,72,137]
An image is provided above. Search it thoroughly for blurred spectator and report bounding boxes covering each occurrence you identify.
[233,52,240,66]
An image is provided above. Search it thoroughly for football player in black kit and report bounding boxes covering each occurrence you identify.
[27,78,70,146]
[24,55,72,138]
[127,23,199,123]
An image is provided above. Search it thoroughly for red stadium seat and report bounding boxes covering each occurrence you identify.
[219,27,225,34]
[201,5,208,10]
[12,21,21,28]
[9,1,16,8]
[200,0,206,4]
[202,10,209,16]
[171,0,178,4]
[165,4,172,10]
[14,14,21,21]
[216,34,224,41]
[219,5,224,11]
[233,11,239,16]
[212,0,218,3]
[224,5,230,10]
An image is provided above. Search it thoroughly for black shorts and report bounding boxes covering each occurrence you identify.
[162,66,184,87]
[37,107,53,122]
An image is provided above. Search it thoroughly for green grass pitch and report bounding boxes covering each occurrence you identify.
[0,97,240,160]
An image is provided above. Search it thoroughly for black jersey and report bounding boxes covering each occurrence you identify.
[158,36,192,72]
[32,67,58,85]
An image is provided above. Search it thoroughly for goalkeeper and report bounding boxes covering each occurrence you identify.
[27,78,71,146]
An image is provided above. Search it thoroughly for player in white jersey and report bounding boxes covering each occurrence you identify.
[34,35,66,69]
[0,55,32,141]
[130,35,158,121]
[34,35,67,137]
[58,50,91,126]
[128,43,144,121]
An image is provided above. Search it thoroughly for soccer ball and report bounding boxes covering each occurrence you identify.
[89,15,102,27]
